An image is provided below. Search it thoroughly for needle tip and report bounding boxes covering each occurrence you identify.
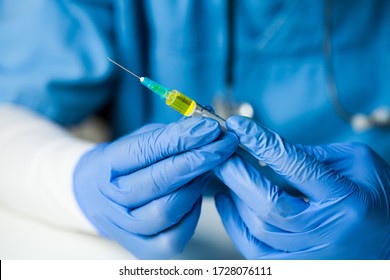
[106,57,141,79]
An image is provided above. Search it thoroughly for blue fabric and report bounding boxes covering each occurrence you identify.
[0,0,114,125]
[1,0,390,160]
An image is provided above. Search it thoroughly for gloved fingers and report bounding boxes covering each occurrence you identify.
[232,193,322,251]
[105,117,222,176]
[97,198,202,260]
[215,193,283,259]
[127,123,166,136]
[215,193,328,260]
[106,131,238,208]
[108,175,207,235]
[214,154,309,228]
[226,116,357,202]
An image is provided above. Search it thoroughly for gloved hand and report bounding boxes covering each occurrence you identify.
[74,117,238,259]
[214,116,390,259]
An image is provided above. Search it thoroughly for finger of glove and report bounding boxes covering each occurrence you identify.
[107,131,238,208]
[215,194,328,260]
[105,117,221,176]
[128,123,166,136]
[214,154,309,229]
[109,175,207,235]
[215,193,283,259]
[232,193,321,251]
[226,116,357,202]
[96,198,202,260]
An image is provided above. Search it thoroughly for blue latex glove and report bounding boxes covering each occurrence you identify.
[74,117,238,259]
[214,116,390,259]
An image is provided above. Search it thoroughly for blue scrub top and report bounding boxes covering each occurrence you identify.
[1,0,390,161]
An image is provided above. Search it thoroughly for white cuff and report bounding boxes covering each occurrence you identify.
[0,104,97,233]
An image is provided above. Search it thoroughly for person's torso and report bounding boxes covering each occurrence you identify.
[112,0,390,160]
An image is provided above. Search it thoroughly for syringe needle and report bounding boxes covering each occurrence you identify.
[107,57,141,79]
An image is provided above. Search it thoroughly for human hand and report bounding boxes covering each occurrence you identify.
[73,117,238,259]
[214,116,390,259]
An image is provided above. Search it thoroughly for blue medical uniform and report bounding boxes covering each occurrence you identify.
[1,0,390,160]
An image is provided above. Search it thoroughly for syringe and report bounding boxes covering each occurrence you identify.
[107,58,264,170]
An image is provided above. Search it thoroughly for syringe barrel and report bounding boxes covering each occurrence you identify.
[191,104,264,169]
[191,104,227,129]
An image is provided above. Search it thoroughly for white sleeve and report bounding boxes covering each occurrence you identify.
[0,104,97,234]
